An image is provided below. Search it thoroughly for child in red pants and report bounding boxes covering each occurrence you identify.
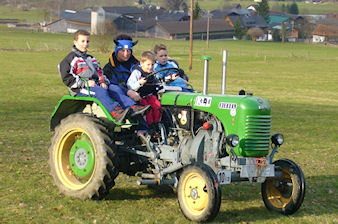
[127,51,162,125]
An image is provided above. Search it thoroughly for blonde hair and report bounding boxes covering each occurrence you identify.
[153,44,167,54]
[140,51,155,63]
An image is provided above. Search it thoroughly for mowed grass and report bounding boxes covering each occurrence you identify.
[0,6,47,23]
[190,0,338,15]
[0,28,337,224]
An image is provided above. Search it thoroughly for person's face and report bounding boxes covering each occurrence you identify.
[74,34,89,52]
[141,59,154,73]
[117,49,131,62]
[156,49,168,65]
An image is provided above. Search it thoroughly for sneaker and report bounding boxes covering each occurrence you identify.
[111,107,130,123]
[114,105,124,113]
[130,105,151,117]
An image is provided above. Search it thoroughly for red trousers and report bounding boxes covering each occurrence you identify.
[140,95,162,125]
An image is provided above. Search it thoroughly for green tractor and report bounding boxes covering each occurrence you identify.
[48,57,305,222]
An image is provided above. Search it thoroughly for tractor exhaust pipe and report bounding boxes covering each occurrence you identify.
[202,56,211,95]
[221,50,227,95]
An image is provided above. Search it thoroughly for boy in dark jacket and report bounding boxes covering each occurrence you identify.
[127,51,162,126]
[58,30,133,123]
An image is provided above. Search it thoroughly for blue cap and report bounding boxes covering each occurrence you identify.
[115,40,133,55]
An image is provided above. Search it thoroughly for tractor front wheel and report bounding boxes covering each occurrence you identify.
[177,163,221,222]
[48,113,118,200]
[261,159,305,215]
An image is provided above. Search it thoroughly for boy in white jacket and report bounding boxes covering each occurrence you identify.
[127,51,162,125]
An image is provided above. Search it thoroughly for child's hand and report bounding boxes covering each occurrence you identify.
[139,77,147,85]
[100,82,108,89]
[88,80,96,87]
[172,74,179,80]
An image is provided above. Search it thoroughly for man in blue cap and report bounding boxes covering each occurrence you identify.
[103,34,149,117]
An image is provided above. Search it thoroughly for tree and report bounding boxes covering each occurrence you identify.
[288,2,299,15]
[234,17,245,40]
[298,20,316,39]
[164,0,186,10]
[247,28,264,41]
[272,29,281,42]
[257,0,270,24]
[281,4,286,13]
[193,1,201,20]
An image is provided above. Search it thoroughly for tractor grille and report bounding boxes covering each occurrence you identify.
[244,115,271,151]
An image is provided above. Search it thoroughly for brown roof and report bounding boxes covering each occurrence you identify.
[312,24,338,37]
[286,29,298,38]
[156,19,234,34]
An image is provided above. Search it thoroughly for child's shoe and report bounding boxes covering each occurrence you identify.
[130,105,151,117]
[111,107,130,123]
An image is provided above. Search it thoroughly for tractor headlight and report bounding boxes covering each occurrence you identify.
[271,132,284,146]
[226,134,239,147]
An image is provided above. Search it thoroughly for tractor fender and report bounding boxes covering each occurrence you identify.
[50,95,112,131]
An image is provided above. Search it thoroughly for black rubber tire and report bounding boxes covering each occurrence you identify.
[261,159,306,215]
[177,163,222,222]
[48,113,119,200]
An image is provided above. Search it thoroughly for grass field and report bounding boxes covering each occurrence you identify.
[1,0,338,25]
[0,28,337,223]
[196,0,338,15]
[0,6,47,23]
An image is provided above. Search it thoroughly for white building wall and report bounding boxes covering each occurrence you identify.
[91,7,105,35]
[312,34,325,43]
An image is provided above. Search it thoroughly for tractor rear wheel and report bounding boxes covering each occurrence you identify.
[261,159,305,215]
[48,113,118,200]
[177,163,221,222]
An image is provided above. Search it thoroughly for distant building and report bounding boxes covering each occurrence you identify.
[146,19,234,40]
[43,7,135,34]
[286,29,299,42]
[312,24,338,43]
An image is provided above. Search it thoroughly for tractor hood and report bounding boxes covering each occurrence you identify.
[161,92,272,157]
[161,92,271,116]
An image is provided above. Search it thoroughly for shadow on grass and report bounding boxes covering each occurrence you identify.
[212,174,337,223]
[105,185,176,201]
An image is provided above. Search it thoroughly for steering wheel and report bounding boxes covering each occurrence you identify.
[145,67,183,80]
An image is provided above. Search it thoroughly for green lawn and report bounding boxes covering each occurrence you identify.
[0,28,337,224]
[1,0,338,25]
[195,0,338,15]
[0,6,48,23]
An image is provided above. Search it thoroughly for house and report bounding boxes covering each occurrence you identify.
[210,9,253,20]
[226,14,268,30]
[146,19,234,40]
[269,13,290,29]
[102,6,144,20]
[45,9,91,33]
[286,29,299,42]
[43,6,235,40]
[312,24,338,43]
[135,10,190,33]
[247,4,258,12]
[44,7,136,34]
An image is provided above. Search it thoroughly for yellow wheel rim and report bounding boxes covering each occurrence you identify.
[181,172,209,216]
[55,128,96,190]
[266,168,294,208]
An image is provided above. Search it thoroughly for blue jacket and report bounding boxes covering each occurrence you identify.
[103,52,139,94]
[154,60,188,88]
